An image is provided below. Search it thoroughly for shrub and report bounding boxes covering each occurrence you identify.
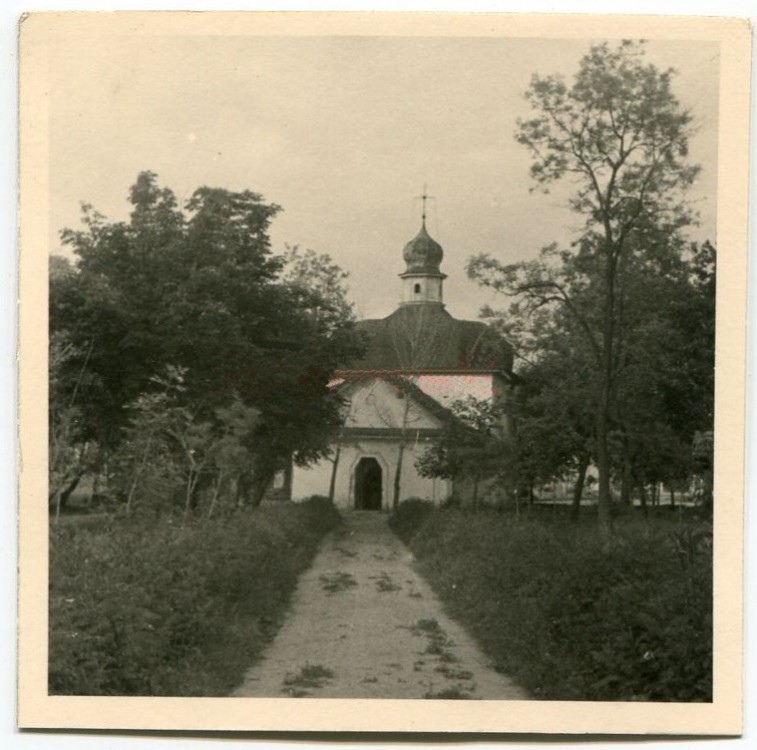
[49,497,340,695]
[395,507,712,702]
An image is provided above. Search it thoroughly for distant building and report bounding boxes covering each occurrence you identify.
[288,216,517,510]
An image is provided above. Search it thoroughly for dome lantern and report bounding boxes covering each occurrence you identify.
[399,188,447,307]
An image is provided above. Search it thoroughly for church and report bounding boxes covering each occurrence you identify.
[287,212,517,510]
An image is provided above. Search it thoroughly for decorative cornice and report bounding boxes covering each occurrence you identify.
[341,427,443,440]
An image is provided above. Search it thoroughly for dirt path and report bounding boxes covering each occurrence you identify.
[232,511,526,699]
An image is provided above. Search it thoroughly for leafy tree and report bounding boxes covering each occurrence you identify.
[48,330,96,518]
[474,235,715,518]
[469,41,699,544]
[208,397,261,516]
[115,367,190,517]
[416,396,512,508]
[281,244,355,333]
[516,350,595,517]
[51,172,362,510]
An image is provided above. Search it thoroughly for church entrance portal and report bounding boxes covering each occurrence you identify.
[354,457,383,510]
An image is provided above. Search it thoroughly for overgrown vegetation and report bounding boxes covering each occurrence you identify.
[391,502,712,702]
[49,173,363,517]
[49,497,340,696]
[47,176,357,697]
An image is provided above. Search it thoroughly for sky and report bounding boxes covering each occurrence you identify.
[47,34,719,320]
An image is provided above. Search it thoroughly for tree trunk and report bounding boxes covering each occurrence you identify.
[670,486,676,508]
[90,470,103,506]
[638,481,649,518]
[595,398,613,546]
[596,250,617,550]
[620,456,632,506]
[207,472,224,519]
[514,485,521,519]
[235,474,248,507]
[182,467,200,525]
[393,442,405,511]
[52,471,83,512]
[472,477,480,511]
[189,473,203,510]
[702,468,713,516]
[125,433,152,515]
[328,442,341,503]
[392,395,412,511]
[250,472,273,508]
[571,453,590,522]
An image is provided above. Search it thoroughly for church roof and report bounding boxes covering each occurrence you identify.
[344,303,514,375]
[401,220,444,276]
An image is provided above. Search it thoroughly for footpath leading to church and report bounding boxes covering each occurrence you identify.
[232,511,526,699]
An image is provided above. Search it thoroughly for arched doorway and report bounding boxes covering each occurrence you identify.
[355,457,383,510]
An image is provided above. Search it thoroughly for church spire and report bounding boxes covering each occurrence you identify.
[399,189,447,307]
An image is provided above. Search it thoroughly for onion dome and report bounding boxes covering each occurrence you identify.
[402,220,444,275]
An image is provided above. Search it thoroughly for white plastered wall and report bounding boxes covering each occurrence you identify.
[291,438,453,510]
[291,377,454,508]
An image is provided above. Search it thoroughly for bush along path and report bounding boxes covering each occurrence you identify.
[390,501,713,702]
[232,511,527,699]
[49,497,340,696]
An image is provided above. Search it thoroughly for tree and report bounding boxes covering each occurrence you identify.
[387,305,446,509]
[416,396,512,508]
[51,172,362,511]
[48,330,95,519]
[469,41,699,544]
[515,344,595,518]
[475,235,715,519]
[116,366,193,517]
[208,397,261,516]
[281,244,355,333]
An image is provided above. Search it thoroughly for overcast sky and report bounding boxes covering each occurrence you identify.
[48,34,719,320]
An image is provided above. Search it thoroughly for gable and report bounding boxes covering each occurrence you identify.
[340,377,445,431]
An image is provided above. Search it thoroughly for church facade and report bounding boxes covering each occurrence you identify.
[289,217,517,510]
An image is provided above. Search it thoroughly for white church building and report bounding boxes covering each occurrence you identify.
[287,216,517,510]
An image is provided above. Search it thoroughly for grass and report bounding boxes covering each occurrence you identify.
[374,572,402,593]
[402,617,460,667]
[319,571,358,594]
[435,665,473,680]
[424,685,473,700]
[282,663,335,696]
[49,496,341,696]
[390,502,712,702]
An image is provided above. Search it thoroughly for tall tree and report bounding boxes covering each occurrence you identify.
[469,41,699,545]
[51,172,362,510]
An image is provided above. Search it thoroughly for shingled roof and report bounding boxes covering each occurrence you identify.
[345,303,514,374]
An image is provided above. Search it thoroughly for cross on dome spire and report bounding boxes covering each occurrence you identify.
[414,184,435,226]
